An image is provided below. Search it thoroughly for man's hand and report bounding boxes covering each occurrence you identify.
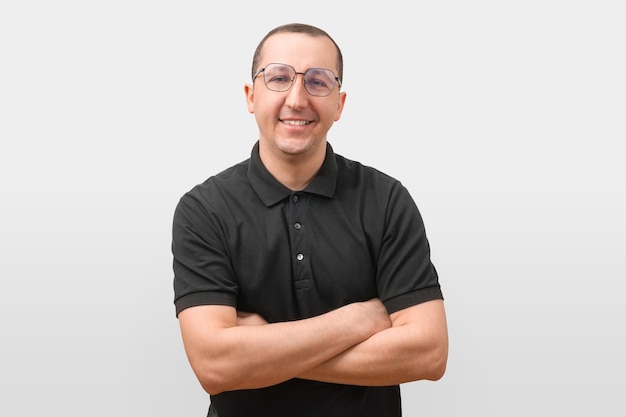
[351,298,392,336]
[237,298,390,331]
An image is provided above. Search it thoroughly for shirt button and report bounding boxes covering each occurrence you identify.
[296,253,304,261]
[294,222,302,230]
[292,195,299,203]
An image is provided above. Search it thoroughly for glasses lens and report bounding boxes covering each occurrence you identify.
[304,68,337,96]
[263,64,295,92]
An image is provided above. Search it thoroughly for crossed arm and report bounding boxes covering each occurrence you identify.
[178,298,448,395]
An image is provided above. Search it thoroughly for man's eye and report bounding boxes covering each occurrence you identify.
[268,76,291,84]
[307,78,328,88]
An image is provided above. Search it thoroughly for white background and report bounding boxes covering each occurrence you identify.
[1,1,624,416]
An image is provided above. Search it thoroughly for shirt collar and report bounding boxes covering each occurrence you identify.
[247,141,338,207]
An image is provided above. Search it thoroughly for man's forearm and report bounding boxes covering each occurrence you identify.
[298,300,449,386]
[213,306,378,391]
[180,299,391,395]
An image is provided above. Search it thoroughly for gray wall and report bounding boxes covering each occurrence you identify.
[1,1,624,415]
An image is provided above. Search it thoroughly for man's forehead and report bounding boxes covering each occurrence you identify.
[260,33,337,70]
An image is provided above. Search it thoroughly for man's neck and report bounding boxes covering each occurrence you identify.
[258,142,326,191]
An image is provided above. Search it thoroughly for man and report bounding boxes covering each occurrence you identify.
[172,23,448,416]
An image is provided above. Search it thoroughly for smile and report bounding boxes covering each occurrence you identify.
[281,120,312,126]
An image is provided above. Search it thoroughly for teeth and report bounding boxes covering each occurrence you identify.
[283,120,310,126]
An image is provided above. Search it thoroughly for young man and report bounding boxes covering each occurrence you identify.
[172,23,448,417]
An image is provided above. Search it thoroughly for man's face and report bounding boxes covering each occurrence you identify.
[245,32,346,160]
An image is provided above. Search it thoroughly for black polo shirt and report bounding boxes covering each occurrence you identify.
[172,141,442,416]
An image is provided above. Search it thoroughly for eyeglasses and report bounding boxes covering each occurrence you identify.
[253,63,341,97]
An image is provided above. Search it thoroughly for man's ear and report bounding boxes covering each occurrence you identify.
[334,91,347,121]
[244,83,255,114]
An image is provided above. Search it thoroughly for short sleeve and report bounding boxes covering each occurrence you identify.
[376,182,442,314]
[172,190,239,317]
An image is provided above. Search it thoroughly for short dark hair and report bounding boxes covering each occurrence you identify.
[251,23,343,85]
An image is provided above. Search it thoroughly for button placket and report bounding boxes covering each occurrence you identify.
[289,192,310,290]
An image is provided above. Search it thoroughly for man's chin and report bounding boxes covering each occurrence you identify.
[276,138,316,156]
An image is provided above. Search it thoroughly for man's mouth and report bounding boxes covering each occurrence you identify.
[281,119,312,126]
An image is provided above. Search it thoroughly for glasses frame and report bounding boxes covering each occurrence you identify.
[253,63,342,97]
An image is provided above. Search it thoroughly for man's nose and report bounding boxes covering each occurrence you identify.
[285,73,309,108]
